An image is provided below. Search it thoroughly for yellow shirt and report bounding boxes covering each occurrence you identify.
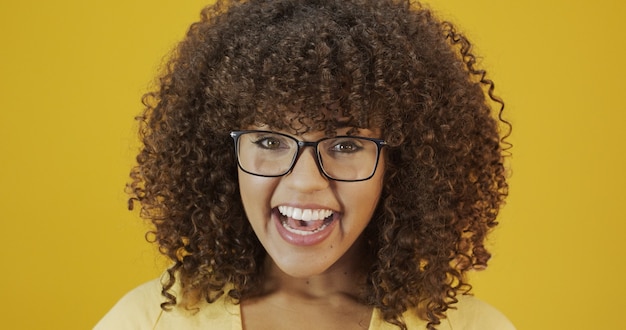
[95,277,515,330]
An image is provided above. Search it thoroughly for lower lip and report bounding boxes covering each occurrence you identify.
[273,210,338,246]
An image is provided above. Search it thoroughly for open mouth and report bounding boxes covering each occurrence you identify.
[276,206,336,236]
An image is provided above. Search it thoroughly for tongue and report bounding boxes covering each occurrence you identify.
[286,218,326,231]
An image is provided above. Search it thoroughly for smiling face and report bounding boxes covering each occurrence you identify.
[237,126,385,278]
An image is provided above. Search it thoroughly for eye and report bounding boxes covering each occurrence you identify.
[251,134,290,150]
[328,138,364,153]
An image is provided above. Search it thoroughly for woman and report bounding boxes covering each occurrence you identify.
[97,0,513,328]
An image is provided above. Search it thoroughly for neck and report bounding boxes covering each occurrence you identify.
[240,238,375,330]
[262,238,370,301]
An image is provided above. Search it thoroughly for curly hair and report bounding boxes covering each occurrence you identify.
[127,0,510,328]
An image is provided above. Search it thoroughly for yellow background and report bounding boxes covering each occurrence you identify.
[1,0,624,329]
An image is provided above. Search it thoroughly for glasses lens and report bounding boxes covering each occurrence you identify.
[236,131,297,176]
[318,137,379,181]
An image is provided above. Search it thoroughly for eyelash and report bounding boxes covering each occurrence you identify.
[249,133,368,154]
[252,136,287,149]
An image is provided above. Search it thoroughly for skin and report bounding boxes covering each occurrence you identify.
[238,126,385,329]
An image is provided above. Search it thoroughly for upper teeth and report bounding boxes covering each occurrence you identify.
[278,206,333,221]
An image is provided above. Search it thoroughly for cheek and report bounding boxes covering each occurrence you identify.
[356,161,385,216]
[338,173,385,223]
[238,170,276,218]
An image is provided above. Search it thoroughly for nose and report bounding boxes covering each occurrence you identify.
[283,148,329,191]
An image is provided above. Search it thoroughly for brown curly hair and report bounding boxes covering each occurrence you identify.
[128,0,510,328]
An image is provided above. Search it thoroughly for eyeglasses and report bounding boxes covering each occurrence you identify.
[230,130,387,182]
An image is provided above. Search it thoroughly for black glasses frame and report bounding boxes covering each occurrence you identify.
[230,130,387,182]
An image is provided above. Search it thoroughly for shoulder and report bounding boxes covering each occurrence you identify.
[94,275,241,330]
[443,294,515,330]
[373,295,514,330]
[94,278,164,330]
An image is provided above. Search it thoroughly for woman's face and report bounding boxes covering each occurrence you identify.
[237,126,385,278]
